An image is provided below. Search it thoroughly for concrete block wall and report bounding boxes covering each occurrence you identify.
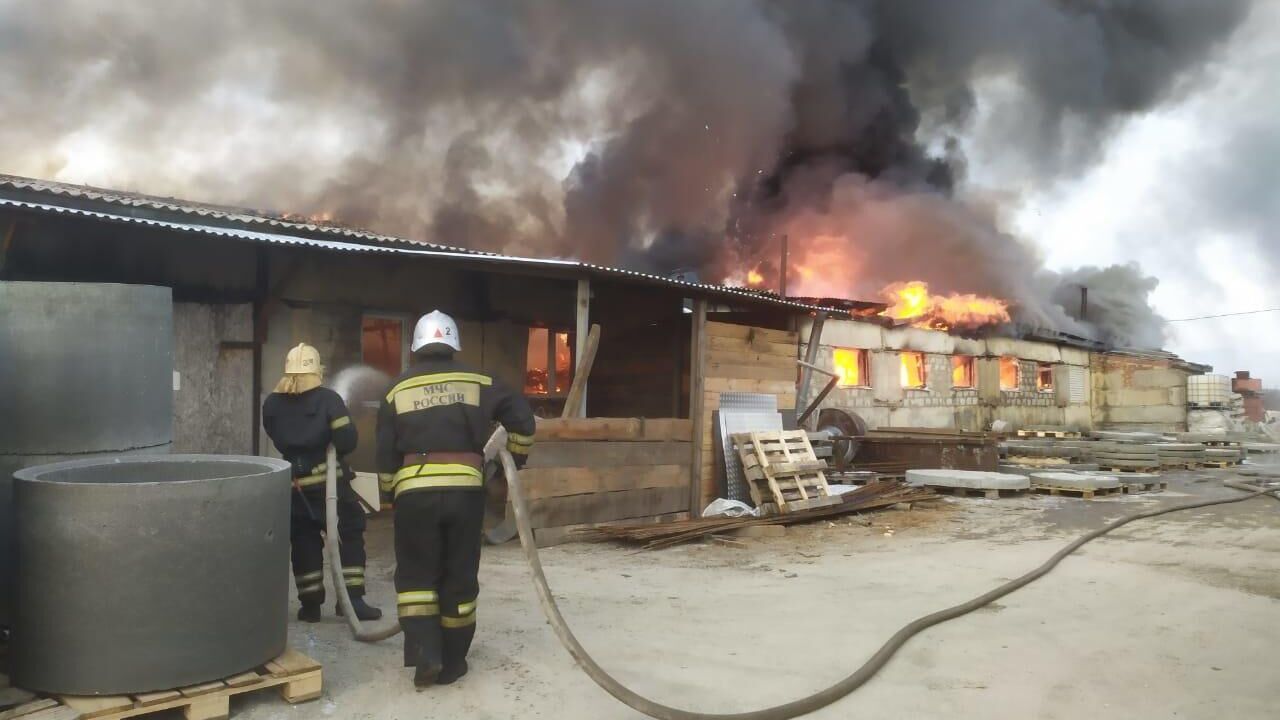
[173,302,254,455]
[803,318,1094,433]
[1091,353,1194,431]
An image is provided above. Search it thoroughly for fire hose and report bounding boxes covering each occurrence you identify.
[326,444,1280,719]
[324,445,402,642]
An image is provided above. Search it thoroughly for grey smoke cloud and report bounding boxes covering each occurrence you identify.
[0,0,1255,347]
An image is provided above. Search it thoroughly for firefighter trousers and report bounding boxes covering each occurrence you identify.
[290,482,367,606]
[393,489,484,671]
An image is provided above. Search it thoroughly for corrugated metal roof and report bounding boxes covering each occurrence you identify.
[0,175,1209,366]
[0,173,485,255]
[0,175,837,313]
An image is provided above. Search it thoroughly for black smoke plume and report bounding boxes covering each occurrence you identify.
[0,0,1254,347]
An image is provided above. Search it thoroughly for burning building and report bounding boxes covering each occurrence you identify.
[0,172,1213,526]
[796,298,1207,435]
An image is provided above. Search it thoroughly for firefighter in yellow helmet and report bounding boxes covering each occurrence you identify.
[377,311,536,688]
[263,343,382,623]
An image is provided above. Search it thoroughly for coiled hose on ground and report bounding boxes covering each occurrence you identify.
[329,445,1280,719]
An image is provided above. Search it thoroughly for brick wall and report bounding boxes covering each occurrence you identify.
[814,346,1086,431]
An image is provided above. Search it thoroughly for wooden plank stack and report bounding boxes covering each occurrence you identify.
[696,322,799,508]
[732,430,840,514]
[523,417,693,546]
[0,650,321,720]
[575,480,935,550]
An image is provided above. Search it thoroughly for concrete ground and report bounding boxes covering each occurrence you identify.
[238,466,1280,720]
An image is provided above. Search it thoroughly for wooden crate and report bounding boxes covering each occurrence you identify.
[1,650,321,720]
[732,431,840,514]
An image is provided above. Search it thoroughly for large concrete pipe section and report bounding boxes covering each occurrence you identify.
[0,281,174,625]
[11,455,291,695]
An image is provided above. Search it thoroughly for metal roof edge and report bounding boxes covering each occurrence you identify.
[0,173,485,256]
[0,194,837,314]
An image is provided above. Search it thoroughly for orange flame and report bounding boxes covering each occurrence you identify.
[282,210,339,226]
[832,348,866,387]
[746,269,764,285]
[880,281,1010,331]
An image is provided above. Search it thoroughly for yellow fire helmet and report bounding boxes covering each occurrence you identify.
[284,343,323,375]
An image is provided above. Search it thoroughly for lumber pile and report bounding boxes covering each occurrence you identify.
[866,427,994,441]
[575,480,934,550]
[856,426,999,472]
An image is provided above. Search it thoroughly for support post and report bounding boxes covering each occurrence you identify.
[545,328,557,396]
[779,234,789,299]
[795,312,827,425]
[0,218,17,277]
[251,246,269,455]
[688,298,708,516]
[574,278,590,416]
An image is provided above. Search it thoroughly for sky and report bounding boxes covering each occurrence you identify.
[968,1,1280,383]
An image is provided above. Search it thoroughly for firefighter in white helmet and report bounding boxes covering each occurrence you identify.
[262,343,382,623]
[376,310,536,688]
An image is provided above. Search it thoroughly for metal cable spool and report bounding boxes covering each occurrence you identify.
[814,409,866,468]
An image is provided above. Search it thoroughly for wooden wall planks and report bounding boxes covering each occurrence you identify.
[696,322,800,508]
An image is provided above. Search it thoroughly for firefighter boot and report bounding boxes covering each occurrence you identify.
[336,596,383,621]
[413,661,443,690]
[297,603,322,623]
[437,660,468,685]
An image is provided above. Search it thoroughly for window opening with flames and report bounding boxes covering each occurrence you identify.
[951,355,975,388]
[833,348,870,388]
[525,327,573,396]
[900,351,927,389]
[362,315,405,378]
[1037,363,1055,392]
[999,357,1021,391]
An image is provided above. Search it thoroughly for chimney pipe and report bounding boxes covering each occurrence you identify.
[1079,286,1088,320]
[779,234,789,299]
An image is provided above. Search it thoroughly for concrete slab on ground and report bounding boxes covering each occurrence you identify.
[1030,472,1120,490]
[906,469,1030,490]
[1000,462,1101,474]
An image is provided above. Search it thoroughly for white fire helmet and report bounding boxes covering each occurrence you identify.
[284,343,323,375]
[411,310,461,353]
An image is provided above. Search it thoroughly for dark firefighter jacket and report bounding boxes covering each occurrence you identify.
[376,356,536,498]
[263,386,357,489]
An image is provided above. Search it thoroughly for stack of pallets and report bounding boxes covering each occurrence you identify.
[732,430,842,514]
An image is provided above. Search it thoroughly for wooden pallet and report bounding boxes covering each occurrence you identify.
[1199,460,1242,469]
[1016,430,1081,439]
[928,486,1027,499]
[1004,456,1072,467]
[1100,466,1161,474]
[1119,481,1168,494]
[732,431,840,514]
[3,650,321,720]
[1032,485,1122,499]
